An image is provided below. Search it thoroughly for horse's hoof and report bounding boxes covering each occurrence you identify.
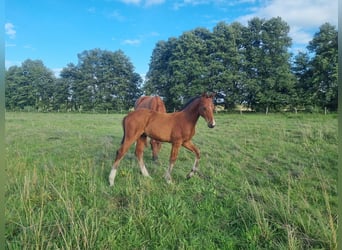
[164,175,172,184]
[186,172,194,179]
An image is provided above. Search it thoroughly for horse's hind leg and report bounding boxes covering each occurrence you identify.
[182,141,200,179]
[109,136,137,186]
[164,143,181,183]
[135,135,150,177]
[151,139,161,162]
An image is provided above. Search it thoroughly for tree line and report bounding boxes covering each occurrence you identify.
[5,50,143,112]
[5,17,337,113]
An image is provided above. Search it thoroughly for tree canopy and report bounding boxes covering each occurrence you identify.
[60,49,142,112]
[5,59,55,111]
[145,18,337,112]
[5,18,338,113]
[6,49,142,112]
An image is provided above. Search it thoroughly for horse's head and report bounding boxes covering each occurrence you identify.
[198,92,216,128]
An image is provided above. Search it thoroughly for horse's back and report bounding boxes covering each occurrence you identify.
[135,96,166,113]
[126,109,168,124]
[126,108,153,122]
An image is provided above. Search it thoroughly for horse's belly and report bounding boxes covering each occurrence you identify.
[144,117,175,142]
[145,125,172,142]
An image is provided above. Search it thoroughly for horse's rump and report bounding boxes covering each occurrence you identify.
[134,96,166,113]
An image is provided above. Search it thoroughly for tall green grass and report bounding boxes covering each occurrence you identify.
[5,112,337,249]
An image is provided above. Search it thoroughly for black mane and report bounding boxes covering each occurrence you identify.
[180,96,200,111]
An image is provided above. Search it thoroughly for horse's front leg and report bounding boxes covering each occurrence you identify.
[182,141,200,179]
[135,135,150,177]
[165,142,181,183]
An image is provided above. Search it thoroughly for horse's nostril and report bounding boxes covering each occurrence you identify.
[208,123,215,128]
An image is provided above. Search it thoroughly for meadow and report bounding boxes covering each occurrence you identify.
[5,112,337,249]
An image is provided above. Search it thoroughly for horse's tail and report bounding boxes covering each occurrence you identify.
[120,116,127,145]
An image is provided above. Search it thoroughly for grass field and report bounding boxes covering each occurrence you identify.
[5,112,337,249]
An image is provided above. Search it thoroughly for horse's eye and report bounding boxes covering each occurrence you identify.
[202,107,207,111]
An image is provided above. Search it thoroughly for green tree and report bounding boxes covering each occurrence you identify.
[5,59,55,111]
[240,17,264,110]
[145,38,178,110]
[60,63,82,111]
[168,28,212,109]
[146,29,213,110]
[60,49,142,112]
[307,23,338,112]
[211,22,246,109]
[145,39,173,93]
[291,51,313,111]
[146,19,336,113]
[51,78,71,111]
[5,65,23,110]
[243,17,294,113]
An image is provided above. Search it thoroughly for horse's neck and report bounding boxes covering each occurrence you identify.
[181,100,200,123]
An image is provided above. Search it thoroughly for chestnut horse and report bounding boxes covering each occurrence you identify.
[134,96,166,161]
[109,93,216,186]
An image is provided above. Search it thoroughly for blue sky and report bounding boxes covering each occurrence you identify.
[5,0,338,78]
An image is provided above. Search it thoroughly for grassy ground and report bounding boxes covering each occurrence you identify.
[5,112,337,249]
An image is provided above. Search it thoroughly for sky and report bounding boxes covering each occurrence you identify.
[5,0,338,78]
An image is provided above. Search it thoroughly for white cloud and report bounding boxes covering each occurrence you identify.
[173,0,206,9]
[122,39,141,45]
[149,31,160,37]
[108,10,125,21]
[52,68,63,78]
[145,0,165,6]
[120,0,141,4]
[5,22,16,39]
[120,0,165,6]
[238,0,338,45]
[23,44,36,50]
[87,7,96,14]
[173,0,251,9]
[289,26,315,45]
[5,42,16,47]
[249,0,336,27]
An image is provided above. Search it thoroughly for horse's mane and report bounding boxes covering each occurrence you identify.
[180,96,200,111]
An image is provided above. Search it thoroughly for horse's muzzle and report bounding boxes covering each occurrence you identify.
[207,121,215,128]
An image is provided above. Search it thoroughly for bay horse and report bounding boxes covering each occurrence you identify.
[134,96,166,161]
[109,92,216,186]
